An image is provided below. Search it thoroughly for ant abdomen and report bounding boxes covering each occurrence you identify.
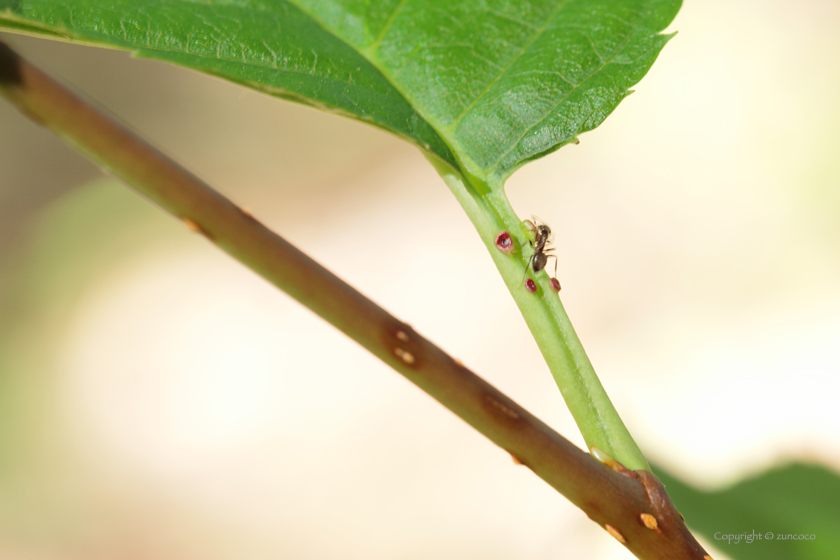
[532,252,548,273]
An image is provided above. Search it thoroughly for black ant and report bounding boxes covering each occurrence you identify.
[522,217,558,284]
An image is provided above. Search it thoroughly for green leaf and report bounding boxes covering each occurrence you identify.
[1,0,679,186]
[294,0,680,184]
[655,463,840,560]
[0,0,457,168]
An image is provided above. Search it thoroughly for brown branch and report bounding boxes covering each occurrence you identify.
[0,40,710,560]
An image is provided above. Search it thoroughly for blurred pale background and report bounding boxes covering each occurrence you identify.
[1,0,839,558]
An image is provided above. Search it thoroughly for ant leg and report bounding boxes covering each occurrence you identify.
[520,254,535,286]
[548,254,558,277]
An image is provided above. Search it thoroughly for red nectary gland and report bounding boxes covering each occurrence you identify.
[550,278,561,292]
[494,231,513,253]
[525,278,537,293]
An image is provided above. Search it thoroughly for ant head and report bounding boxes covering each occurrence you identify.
[522,216,553,242]
[530,216,552,235]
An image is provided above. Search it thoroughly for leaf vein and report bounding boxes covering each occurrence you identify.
[490,16,645,171]
[481,7,539,31]
[368,0,411,52]
[444,0,573,130]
